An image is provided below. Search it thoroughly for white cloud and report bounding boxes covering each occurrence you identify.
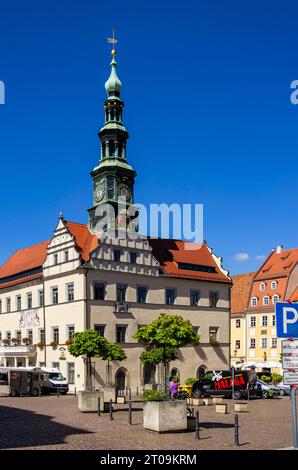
[233,253,250,262]
[256,255,266,261]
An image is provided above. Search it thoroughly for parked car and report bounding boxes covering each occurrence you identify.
[257,379,280,398]
[41,368,69,395]
[275,382,291,396]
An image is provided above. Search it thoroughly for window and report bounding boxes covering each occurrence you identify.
[209,327,219,341]
[114,249,121,262]
[39,362,46,368]
[52,362,59,369]
[94,324,106,337]
[68,362,75,384]
[260,283,265,291]
[190,290,200,306]
[251,297,257,307]
[6,332,11,341]
[38,290,44,307]
[16,331,21,344]
[67,283,74,302]
[271,281,277,290]
[94,283,105,300]
[130,252,137,264]
[107,176,114,199]
[165,288,176,305]
[67,325,75,340]
[116,326,127,343]
[263,296,269,306]
[235,319,241,328]
[272,315,276,326]
[250,338,256,349]
[271,338,278,348]
[52,287,58,304]
[52,327,59,343]
[209,292,219,308]
[6,298,11,313]
[261,338,267,349]
[137,286,147,303]
[64,250,69,262]
[16,296,22,311]
[117,284,127,302]
[39,329,45,342]
[27,330,33,345]
[250,316,256,327]
[27,293,32,309]
[53,253,58,265]
[0,300,2,313]
[235,340,241,350]
[272,295,279,304]
[262,316,268,327]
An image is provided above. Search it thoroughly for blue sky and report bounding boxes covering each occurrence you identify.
[0,0,298,275]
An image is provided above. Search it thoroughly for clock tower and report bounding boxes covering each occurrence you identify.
[88,44,137,234]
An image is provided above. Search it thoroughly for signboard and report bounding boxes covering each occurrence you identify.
[282,356,298,369]
[282,339,298,354]
[283,370,298,385]
[276,302,298,338]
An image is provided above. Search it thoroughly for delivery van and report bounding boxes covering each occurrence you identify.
[41,368,69,395]
[192,369,262,400]
[0,367,49,397]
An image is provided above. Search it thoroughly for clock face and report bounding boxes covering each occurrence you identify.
[95,184,105,202]
[118,184,131,199]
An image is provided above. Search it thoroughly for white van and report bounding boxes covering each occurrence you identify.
[41,368,69,395]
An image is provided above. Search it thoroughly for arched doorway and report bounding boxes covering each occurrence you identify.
[196,365,207,379]
[115,368,127,391]
[144,364,156,384]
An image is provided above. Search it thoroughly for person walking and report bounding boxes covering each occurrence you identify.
[168,377,179,400]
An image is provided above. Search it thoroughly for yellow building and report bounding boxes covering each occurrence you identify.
[231,246,298,374]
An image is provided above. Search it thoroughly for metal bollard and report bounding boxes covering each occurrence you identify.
[109,399,113,421]
[136,386,139,396]
[195,411,200,440]
[128,388,132,401]
[74,387,77,397]
[57,389,60,398]
[128,401,132,425]
[97,397,101,416]
[191,408,194,417]
[234,414,240,447]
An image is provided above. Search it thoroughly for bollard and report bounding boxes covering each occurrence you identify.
[109,399,113,421]
[136,386,139,397]
[128,388,132,401]
[195,411,200,440]
[57,389,60,398]
[191,408,194,417]
[74,387,77,398]
[234,414,240,447]
[97,397,101,416]
[128,401,132,425]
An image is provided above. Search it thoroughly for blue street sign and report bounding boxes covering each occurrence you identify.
[276,302,298,338]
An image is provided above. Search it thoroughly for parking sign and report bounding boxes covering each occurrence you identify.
[276,302,298,338]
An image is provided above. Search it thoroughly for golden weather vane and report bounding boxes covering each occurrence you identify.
[107,27,118,57]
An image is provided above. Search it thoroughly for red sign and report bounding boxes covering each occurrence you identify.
[214,374,245,390]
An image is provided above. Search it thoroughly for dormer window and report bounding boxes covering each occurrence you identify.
[271,281,277,290]
[260,283,265,291]
[272,295,279,304]
[263,296,269,306]
[251,297,257,307]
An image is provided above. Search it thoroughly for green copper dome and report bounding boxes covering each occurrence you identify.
[105,57,122,97]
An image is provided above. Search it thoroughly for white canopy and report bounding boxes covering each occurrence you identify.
[234,361,282,369]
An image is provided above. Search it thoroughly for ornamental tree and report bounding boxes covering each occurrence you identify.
[134,313,200,390]
[68,329,108,391]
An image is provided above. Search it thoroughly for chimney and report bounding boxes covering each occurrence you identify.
[276,245,283,254]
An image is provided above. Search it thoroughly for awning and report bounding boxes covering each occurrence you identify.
[234,361,282,369]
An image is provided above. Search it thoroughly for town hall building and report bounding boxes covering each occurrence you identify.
[0,47,232,392]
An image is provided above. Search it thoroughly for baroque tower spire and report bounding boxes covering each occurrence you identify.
[88,32,137,234]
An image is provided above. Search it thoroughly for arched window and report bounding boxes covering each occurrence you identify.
[196,365,207,379]
[263,296,269,306]
[271,281,277,290]
[272,295,279,304]
[251,297,258,307]
[260,283,266,291]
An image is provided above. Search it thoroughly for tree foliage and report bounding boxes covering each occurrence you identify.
[101,342,127,362]
[68,329,109,358]
[140,346,178,365]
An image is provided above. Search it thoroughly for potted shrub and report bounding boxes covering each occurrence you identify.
[11,338,19,345]
[50,341,58,350]
[2,339,10,346]
[179,376,197,397]
[142,388,187,432]
[22,337,30,345]
[210,338,220,347]
[65,339,73,346]
[36,341,45,351]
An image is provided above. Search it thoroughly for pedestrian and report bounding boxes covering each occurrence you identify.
[168,376,179,400]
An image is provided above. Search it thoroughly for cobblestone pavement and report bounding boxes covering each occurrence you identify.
[0,395,295,450]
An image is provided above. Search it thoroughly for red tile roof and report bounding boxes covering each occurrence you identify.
[254,249,298,280]
[148,238,231,283]
[65,221,98,263]
[231,272,255,315]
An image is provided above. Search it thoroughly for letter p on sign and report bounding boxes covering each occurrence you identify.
[276,302,298,338]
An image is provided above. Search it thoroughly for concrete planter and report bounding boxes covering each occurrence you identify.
[213,397,223,404]
[117,396,126,404]
[203,398,213,406]
[192,398,204,406]
[235,402,248,412]
[78,391,104,413]
[102,386,116,404]
[143,400,187,433]
[216,404,227,414]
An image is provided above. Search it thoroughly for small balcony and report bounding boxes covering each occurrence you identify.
[113,301,131,313]
[0,345,37,356]
[0,344,37,368]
